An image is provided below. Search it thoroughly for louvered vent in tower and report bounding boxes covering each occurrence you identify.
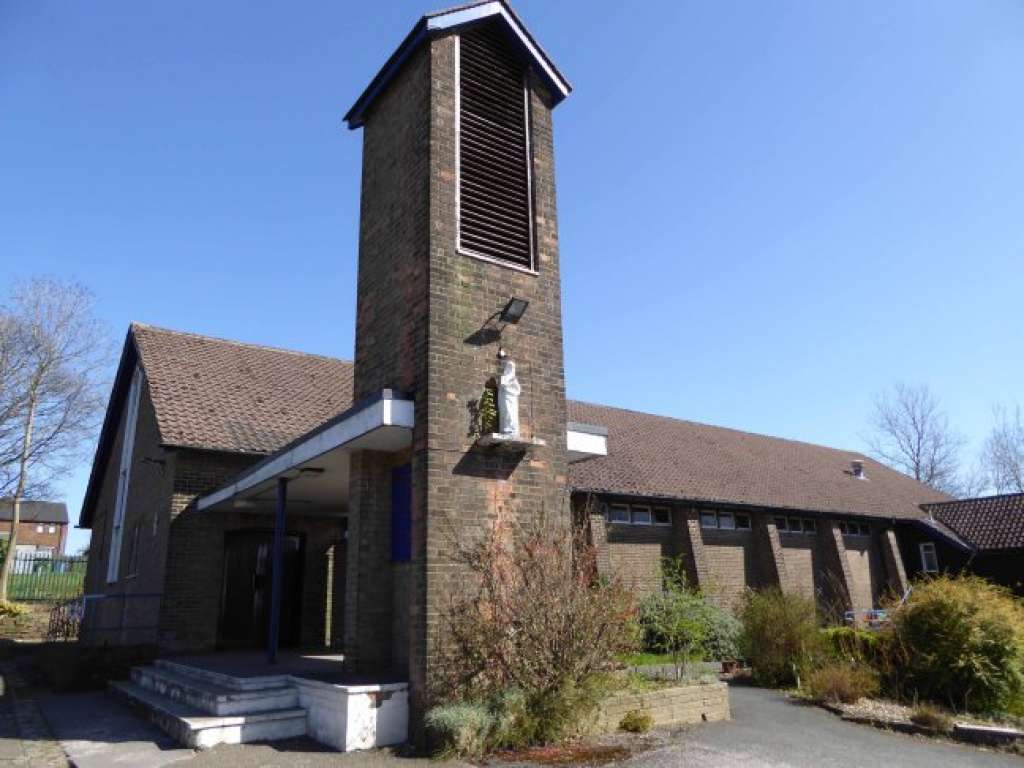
[458,21,534,269]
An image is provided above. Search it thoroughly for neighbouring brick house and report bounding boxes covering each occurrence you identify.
[77,0,955,737]
[897,493,1024,594]
[0,499,68,556]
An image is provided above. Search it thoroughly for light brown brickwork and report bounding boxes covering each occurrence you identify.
[605,522,675,596]
[879,527,909,597]
[596,682,730,731]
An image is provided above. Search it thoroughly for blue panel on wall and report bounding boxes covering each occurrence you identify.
[391,464,412,562]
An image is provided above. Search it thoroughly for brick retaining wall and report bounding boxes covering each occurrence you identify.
[596,682,730,731]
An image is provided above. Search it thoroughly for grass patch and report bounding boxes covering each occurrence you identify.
[618,651,695,667]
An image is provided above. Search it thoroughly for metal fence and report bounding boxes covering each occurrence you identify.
[3,553,87,602]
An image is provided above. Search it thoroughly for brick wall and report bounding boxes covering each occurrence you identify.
[700,529,755,610]
[595,682,730,732]
[605,522,675,596]
[349,30,571,736]
[82,377,176,645]
[0,522,66,553]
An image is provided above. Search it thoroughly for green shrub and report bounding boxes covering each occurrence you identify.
[805,661,879,704]
[740,587,820,687]
[639,559,707,677]
[821,626,879,665]
[699,604,743,662]
[640,558,742,668]
[888,575,1024,714]
[910,703,953,733]
[619,709,653,733]
[425,703,493,759]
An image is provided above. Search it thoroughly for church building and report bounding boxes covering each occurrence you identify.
[77,0,948,751]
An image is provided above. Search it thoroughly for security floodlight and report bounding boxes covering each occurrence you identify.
[500,297,529,324]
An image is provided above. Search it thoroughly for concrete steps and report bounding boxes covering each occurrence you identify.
[131,665,299,715]
[110,663,308,749]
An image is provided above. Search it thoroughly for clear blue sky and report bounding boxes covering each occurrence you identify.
[2,1,1022,554]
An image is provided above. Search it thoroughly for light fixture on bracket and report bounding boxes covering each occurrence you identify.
[499,297,529,325]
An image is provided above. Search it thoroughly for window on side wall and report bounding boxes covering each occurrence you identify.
[735,513,751,530]
[608,504,630,524]
[653,508,672,526]
[700,511,718,529]
[718,512,736,530]
[631,506,652,525]
[919,542,939,574]
[802,519,817,534]
[774,517,788,532]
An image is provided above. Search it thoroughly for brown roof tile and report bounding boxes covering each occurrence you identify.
[566,401,949,520]
[921,493,1024,550]
[132,324,353,454]
[127,326,946,520]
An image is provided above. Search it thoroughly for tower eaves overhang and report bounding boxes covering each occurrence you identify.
[343,0,572,129]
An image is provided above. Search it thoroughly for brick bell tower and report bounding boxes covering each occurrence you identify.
[342,0,572,725]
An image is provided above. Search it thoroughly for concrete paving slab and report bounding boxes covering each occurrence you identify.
[38,691,195,768]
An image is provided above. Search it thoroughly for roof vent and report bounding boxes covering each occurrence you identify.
[851,460,866,479]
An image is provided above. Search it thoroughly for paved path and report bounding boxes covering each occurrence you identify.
[39,691,193,768]
[626,686,1023,768]
[32,684,1024,767]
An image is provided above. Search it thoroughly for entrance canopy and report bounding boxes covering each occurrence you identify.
[197,390,414,516]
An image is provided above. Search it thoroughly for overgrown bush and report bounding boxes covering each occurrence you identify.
[740,587,820,687]
[805,661,879,704]
[699,605,742,662]
[887,575,1024,714]
[425,703,492,760]
[436,517,637,748]
[640,559,707,677]
[619,709,653,733]
[910,703,954,733]
[639,558,742,670]
[821,626,881,665]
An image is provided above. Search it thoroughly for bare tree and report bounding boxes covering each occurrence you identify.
[866,383,965,494]
[982,404,1024,494]
[0,279,107,601]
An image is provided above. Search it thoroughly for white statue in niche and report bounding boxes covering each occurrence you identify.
[498,359,522,437]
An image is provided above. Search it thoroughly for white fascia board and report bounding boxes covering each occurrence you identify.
[427,2,571,100]
[197,397,414,512]
[567,429,608,458]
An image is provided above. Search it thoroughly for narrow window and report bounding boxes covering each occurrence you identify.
[609,504,630,524]
[457,21,534,269]
[788,517,803,534]
[803,519,817,534]
[653,508,672,526]
[125,523,140,579]
[700,511,718,529]
[35,525,43,533]
[631,506,652,525]
[108,367,142,583]
[718,512,736,530]
[735,514,751,530]
[919,542,939,574]
[48,525,55,534]
[774,517,788,532]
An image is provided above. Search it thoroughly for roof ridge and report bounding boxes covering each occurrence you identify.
[568,398,868,458]
[923,491,1024,508]
[131,322,352,365]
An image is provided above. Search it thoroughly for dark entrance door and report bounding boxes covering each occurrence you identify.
[219,531,303,649]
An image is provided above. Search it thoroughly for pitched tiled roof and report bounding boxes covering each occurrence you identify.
[566,401,949,520]
[132,324,354,454]
[0,500,67,525]
[88,325,946,526]
[921,493,1024,550]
